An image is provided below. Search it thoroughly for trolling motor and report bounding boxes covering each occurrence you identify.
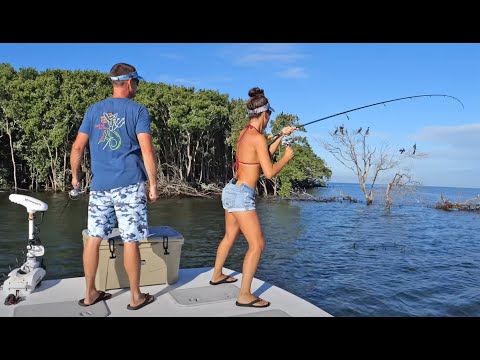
[3,194,48,299]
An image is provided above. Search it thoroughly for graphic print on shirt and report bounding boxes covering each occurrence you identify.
[96,112,125,150]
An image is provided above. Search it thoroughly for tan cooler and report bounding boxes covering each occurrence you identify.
[82,226,185,291]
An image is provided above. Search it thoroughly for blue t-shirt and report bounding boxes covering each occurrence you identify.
[79,98,151,191]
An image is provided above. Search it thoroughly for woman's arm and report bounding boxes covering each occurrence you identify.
[257,135,294,179]
[268,126,296,156]
[268,134,285,156]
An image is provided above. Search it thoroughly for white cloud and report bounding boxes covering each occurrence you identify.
[221,44,305,64]
[276,67,308,79]
[407,123,480,187]
[158,75,200,86]
[208,75,234,83]
[415,123,480,149]
[173,78,200,86]
[158,53,184,60]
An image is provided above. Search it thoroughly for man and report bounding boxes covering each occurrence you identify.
[70,63,158,310]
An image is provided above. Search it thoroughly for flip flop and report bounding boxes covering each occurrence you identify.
[78,291,112,307]
[235,298,270,308]
[209,275,238,285]
[127,293,155,310]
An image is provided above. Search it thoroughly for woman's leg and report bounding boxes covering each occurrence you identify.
[232,210,269,306]
[211,210,241,283]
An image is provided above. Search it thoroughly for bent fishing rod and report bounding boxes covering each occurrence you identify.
[271,94,464,144]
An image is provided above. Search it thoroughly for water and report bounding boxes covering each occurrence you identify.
[1,183,479,317]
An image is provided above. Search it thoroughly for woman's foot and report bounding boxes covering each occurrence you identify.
[209,274,238,285]
[235,297,270,308]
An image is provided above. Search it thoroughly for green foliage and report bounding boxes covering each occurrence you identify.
[228,98,248,147]
[270,113,332,197]
[0,64,331,196]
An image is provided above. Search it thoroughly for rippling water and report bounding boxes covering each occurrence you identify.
[1,183,479,316]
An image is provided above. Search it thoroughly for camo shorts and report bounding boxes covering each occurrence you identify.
[87,182,148,242]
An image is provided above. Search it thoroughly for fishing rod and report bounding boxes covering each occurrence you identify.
[271,94,464,144]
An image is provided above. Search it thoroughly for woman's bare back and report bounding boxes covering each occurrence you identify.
[235,126,263,188]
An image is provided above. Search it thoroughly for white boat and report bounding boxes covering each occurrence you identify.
[1,194,332,317]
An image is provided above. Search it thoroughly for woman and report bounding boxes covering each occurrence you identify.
[210,87,296,308]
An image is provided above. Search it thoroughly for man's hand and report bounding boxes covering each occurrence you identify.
[71,171,86,190]
[149,184,158,202]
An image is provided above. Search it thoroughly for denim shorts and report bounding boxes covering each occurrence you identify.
[222,179,256,213]
[87,182,148,242]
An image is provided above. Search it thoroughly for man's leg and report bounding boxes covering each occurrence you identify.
[123,242,146,307]
[82,190,116,305]
[114,182,152,308]
[82,236,103,304]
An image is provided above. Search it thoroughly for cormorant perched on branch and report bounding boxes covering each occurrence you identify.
[357,127,362,134]
[413,143,416,155]
[399,148,405,154]
[365,127,370,135]
[334,127,338,135]
[339,124,344,135]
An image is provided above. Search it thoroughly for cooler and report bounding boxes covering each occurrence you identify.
[82,226,185,291]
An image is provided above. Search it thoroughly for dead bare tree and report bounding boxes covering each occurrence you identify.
[436,194,480,211]
[385,172,420,210]
[322,126,425,205]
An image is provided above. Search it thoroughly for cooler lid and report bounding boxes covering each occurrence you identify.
[147,226,184,243]
[90,226,184,244]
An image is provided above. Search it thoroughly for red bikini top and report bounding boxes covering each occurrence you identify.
[233,125,261,174]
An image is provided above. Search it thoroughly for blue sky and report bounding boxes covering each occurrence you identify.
[1,43,479,189]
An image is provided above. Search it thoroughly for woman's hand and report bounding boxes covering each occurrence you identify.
[284,146,294,162]
[281,126,297,136]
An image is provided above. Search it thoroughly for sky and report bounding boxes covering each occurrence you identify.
[1,43,479,189]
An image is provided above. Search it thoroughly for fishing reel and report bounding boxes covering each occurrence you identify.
[282,137,294,147]
[69,187,86,200]
[69,171,86,200]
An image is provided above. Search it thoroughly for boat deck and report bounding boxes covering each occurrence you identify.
[0,267,332,317]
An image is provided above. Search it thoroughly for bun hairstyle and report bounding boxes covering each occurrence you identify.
[246,87,269,118]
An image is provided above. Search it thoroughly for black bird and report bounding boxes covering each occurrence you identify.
[413,143,416,155]
[399,148,405,154]
[365,127,370,135]
[334,127,338,135]
[357,127,362,134]
[339,125,344,135]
